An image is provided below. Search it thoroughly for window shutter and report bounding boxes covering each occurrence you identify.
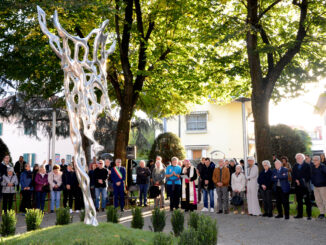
[31,154,36,166]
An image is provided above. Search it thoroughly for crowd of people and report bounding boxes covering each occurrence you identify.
[0,152,326,222]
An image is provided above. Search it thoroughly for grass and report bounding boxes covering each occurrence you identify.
[1,222,167,245]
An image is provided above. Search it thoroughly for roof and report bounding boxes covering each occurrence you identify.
[315,92,326,115]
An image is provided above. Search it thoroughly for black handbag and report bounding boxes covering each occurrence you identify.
[42,184,50,193]
[231,194,243,206]
[149,185,160,198]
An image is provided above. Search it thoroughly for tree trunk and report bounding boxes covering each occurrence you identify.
[251,92,272,169]
[114,104,133,166]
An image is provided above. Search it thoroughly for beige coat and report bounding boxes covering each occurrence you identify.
[48,171,63,191]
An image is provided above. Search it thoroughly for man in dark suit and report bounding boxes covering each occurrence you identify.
[110,158,126,212]
[292,153,312,220]
[272,160,291,219]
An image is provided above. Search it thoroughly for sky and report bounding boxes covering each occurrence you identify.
[269,80,326,131]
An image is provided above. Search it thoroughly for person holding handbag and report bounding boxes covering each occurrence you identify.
[152,160,166,208]
[231,165,246,214]
[35,165,49,211]
[48,164,63,213]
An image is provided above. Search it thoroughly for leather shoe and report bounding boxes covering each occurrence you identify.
[275,215,283,218]
[294,215,303,219]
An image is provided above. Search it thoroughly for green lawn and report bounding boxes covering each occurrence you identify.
[1,222,164,245]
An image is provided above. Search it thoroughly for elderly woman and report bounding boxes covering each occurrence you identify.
[246,157,261,216]
[35,165,49,211]
[1,167,18,213]
[181,160,197,212]
[280,156,292,183]
[231,165,246,214]
[48,164,63,213]
[272,160,290,219]
[152,159,166,208]
[258,160,273,217]
[20,163,33,213]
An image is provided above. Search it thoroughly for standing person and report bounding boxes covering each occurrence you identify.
[34,165,49,211]
[31,164,39,208]
[0,154,12,205]
[228,159,237,197]
[196,157,206,203]
[280,156,292,183]
[231,165,246,214]
[48,164,63,213]
[200,157,215,212]
[320,153,326,165]
[14,156,26,184]
[62,164,75,213]
[239,159,245,171]
[152,160,166,208]
[165,157,182,211]
[181,160,197,212]
[94,160,109,212]
[111,159,126,212]
[1,167,18,213]
[88,163,97,205]
[212,159,230,214]
[71,169,83,213]
[104,159,111,170]
[292,153,312,220]
[246,157,261,216]
[136,160,151,207]
[20,163,33,213]
[60,158,67,173]
[272,160,290,219]
[311,155,326,219]
[89,156,97,170]
[258,160,273,217]
[45,159,53,173]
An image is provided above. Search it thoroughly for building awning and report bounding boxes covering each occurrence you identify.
[185,145,209,150]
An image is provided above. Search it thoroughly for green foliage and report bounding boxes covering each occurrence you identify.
[196,215,218,245]
[171,209,184,237]
[73,240,89,245]
[131,207,144,229]
[25,209,44,231]
[79,209,85,222]
[55,207,72,225]
[150,208,166,232]
[0,137,11,163]
[270,124,312,164]
[188,212,199,230]
[119,237,136,245]
[178,228,200,245]
[1,210,16,237]
[149,133,185,163]
[152,233,174,245]
[107,206,119,223]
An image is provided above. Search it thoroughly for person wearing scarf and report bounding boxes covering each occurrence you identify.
[110,158,126,212]
[181,160,197,212]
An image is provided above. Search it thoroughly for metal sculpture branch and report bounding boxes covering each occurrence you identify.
[37,6,116,226]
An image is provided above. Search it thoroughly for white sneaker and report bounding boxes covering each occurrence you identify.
[210,208,214,213]
[75,210,80,213]
[201,207,208,212]
[70,209,73,214]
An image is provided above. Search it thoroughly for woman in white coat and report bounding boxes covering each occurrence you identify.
[231,165,246,214]
[246,157,261,216]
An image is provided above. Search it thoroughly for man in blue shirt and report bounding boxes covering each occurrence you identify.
[165,156,182,211]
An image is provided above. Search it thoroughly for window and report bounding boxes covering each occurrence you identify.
[66,154,72,164]
[23,153,36,166]
[24,122,37,135]
[186,113,207,131]
[0,123,2,136]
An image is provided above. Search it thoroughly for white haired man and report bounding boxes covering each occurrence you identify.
[136,160,151,207]
[311,155,326,219]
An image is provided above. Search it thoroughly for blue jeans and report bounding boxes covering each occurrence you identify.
[95,187,108,209]
[36,192,47,211]
[51,190,61,211]
[138,184,148,205]
[203,189,214,209]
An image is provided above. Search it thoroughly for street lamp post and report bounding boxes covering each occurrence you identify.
[236,97,251,177]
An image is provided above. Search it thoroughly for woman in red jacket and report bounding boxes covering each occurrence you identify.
[34,165,49,211]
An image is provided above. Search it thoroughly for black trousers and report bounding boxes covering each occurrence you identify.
[261,189,273,215]
[20,190,32,212]
[295,187,312,217]
[2,193,14,213]
[167,184,181,210]
[73,187,84,210]
[275,187,289,217]
[63,189,74,209]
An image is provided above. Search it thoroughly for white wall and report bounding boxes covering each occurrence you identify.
[0,119,74,165]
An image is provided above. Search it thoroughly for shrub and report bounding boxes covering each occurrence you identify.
[179,228,200,245]
[0,137,11,163]
[119,237,135,245]
[55,207,72,225]
[152,233,174,245]
[150,208,166,232]
[171,209,184,236]
[188,212,199,230]
[0,210,16,237]
[107,206,119,223]
[73,240,89,245]
[131,207,144,229]
[80,209,85,222]
[25,209,44,231]
[196,215,218,245]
